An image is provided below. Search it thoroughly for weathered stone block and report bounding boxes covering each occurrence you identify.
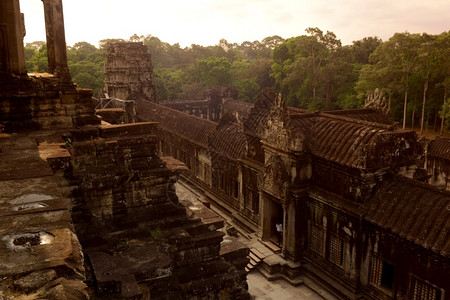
[13,269,57,293]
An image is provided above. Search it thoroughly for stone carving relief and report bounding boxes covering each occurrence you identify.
[261,155,290,204]
[261,94,305,153]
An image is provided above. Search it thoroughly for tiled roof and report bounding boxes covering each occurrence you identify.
[325,108,395,125]
[428,137,450,161]
[161,99,209,110]
[363,176,450,257]
[135,100,216,148]
[209,115,247,160]
[290,113,420,170]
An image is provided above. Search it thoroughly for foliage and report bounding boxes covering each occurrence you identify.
[271,28,352,110]
[197,56,232,87]
[25,41,105,96]
[23,29,450,132]
[26,44,48,73]
[140,34,282,102]
[355,31,450,131]
[67,42,105,96]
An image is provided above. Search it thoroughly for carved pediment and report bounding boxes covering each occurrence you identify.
[261,94,305,152]
[261,155,290,203]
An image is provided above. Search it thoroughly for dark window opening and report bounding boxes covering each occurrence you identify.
[370,256,395,291]
[232,180,239,199]
[219,172,225,191]
[381,261,394,289]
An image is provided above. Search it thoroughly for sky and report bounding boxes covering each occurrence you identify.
[21,0,450,48]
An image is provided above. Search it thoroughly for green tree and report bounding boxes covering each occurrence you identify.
[433,32,450,134]
[235,79,260,102]
[271,28,342,109]
[99,38,126,50]
[416,34,438,133]
[26,44,48,73]
[357,33,422,127]
[25,41,45,51]
[66,42,105,95]
[250,58,274,89]
[351,37,382,64]
[68,42,98,62]
[197,56,232,88]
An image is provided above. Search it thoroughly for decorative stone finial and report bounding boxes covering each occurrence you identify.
[364,88,390,115]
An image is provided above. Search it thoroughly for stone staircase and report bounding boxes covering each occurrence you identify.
[245,248,265,272]
[245,242,304,287]
[262,240,282,254]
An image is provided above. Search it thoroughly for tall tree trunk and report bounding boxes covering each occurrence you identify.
[433,109,438,132]
[388,92,392,114]
[403,84,408,129]
[412,105,415,130]
[441,88,447,136]
[420,77,429,133]
[325,82,332,109]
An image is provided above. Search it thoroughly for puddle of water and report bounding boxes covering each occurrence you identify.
[10,193,54,204]
[2,231,55,250]
[12,202,48,211]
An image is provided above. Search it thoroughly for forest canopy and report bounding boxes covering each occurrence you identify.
[25,29,450,133]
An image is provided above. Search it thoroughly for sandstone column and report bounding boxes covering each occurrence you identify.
[42,0,71,81]
[0,0,27,77]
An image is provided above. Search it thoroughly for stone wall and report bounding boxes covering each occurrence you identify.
[104,42,156,102]
[60,122,250,299]
[0,74,100,131]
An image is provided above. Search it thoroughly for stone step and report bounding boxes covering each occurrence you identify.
[262,241,281,253]
[246,249,264,272]
[249,248,265,260]
[249,258,258,267]
[249,252,261,264]
[257,266,282,281]
[257,266,304,286]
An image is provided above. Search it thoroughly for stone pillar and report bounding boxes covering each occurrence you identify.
[42,0,71,81]
[283,202,299,260]
[0,0,27,77]
[238,165,244,212]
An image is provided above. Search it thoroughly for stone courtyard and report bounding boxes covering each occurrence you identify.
[174,182,336,300]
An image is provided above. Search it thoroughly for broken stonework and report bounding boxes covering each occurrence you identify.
[55,122,250,299]
[103,42,156,102]
[0,1,250,298]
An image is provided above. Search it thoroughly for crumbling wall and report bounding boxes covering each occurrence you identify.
[62,122,250,299]
[104,42,156,102]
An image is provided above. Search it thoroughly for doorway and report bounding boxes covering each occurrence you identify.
[261,194,284,247]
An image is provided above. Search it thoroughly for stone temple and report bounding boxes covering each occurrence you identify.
[0,1,250,299]
[1,1,450,300]
[135,89,450,300]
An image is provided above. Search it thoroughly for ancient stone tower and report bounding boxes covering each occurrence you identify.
[104,42,157,102]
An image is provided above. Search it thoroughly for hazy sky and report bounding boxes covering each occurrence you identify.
[21,0,450,48]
